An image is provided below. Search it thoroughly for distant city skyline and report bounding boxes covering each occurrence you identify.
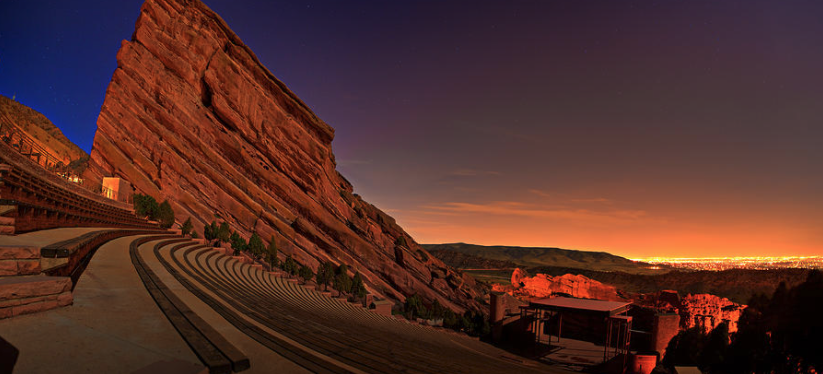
[1,0,821,258]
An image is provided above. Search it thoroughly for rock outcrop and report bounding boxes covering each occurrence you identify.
[88,0,481,312]
[679,293,745,333]
[498,268,624,301]
[0,94,88,167]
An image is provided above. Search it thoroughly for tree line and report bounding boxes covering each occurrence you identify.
[662,270,823,373]
[200,220,368,302]
[150,210,486,338]
[403,294,491,337]
[133,193,175,229]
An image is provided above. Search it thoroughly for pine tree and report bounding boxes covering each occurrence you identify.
[229,231,246,256]
[333,264,352,294]
[158,200,175,229]
[316,261,334,291]
[267,235,279,268]
[133,194,160,220]
[248,232,265,259]
[181,217,193,236]
[217,222,231,243]
[283,255,298,276]
[298,265,314,284]
[204,220,217,241]
[351,272,367,299]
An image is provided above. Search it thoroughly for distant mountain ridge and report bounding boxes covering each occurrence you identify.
[424,242,655,274]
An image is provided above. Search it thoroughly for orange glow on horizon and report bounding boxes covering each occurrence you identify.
[385,189,823,259]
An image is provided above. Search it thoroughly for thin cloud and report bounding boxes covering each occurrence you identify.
[571,197,613,204]
[528,189,553,199]
[530,189,613,204]
[448,168,501,177]
[420,201,647,226]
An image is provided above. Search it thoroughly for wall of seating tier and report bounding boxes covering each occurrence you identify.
[1,143,155,233]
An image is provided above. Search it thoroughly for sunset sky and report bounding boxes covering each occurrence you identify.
[1,1,821,258]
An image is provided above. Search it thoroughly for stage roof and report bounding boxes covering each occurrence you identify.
[528,297,631,316]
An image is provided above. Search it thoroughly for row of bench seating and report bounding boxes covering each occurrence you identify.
[0,141,155,233]
[1,166,148,227]
[147,239,554,374]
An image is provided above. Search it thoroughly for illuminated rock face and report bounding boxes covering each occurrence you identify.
[679,293,745,333]
[88,0,481,312]
[505,268,624,301]
[0,94,87,166]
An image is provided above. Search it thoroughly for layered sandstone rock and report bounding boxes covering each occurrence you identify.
[679,293,745,333]
[501,268,624,301]
[88,0,480,311]
[0,94,88,167]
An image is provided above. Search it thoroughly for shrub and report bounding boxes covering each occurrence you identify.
[333,264,352,294]
[298,265,314,284]
[230,231,246,256]
[204,221,217,241]
[133,194,159,220]
[442,309,461,329]
[181,217,193,236]
[217,222,231,243]
[351,272,367,299]
[283,255,298,276]
[316,261,334,291]
[404,294,426,320]
[266,236,278,268]
[190,231,199,239]
[248,232,265,259]
[158,200,175,229]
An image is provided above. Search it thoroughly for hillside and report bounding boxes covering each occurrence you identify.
[424,242,661,274]
[86,0,482,312]
[0,94,88,167]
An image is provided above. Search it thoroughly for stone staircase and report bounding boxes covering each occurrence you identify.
[0,229,166,320]
[0,244,72,318]
[0,275,72,319]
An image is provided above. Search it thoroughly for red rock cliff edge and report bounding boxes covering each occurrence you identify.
[88,0,481,312]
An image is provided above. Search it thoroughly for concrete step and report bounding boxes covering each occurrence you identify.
[0,275,72,318]
[0,246,40,276]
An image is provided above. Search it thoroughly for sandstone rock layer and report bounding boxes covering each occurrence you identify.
[88,0,480,311]
[499,268,624,301]
[0,94,88,166]
[679,293,744,333]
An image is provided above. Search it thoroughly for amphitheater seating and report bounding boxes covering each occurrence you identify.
[140,237,554,374]
[0,141,154,233]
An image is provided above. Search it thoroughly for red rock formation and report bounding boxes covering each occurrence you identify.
[679,293,745,333]
[501,268,624,301]
[87,0,481,312]
[0,94,88,167]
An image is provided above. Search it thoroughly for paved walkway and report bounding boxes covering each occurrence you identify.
[142,239,310,374]
[0,227,104,247]
[0,233,571,373]
[0,235,204,374]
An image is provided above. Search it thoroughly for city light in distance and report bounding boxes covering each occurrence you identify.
[631,256,823,271]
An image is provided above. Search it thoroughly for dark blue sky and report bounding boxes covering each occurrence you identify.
[1,0,822,257]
